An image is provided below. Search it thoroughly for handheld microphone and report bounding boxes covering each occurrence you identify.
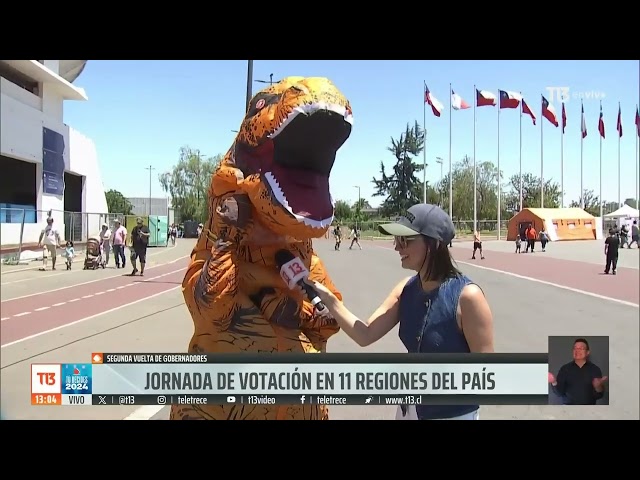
[275,249,329,316]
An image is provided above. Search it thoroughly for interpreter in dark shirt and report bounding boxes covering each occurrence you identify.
[548,338,608,405]
[604,228,620,275]
[129,217,150,276]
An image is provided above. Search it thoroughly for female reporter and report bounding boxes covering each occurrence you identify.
[307,203,494,420]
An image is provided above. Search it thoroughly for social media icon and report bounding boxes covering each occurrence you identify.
[300,395,306,404]
[226,396,236,403]
[365,396,373,404]
[157,395,166,405]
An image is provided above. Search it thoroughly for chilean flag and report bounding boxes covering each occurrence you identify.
[499,90,522,109]
[476,89,497,107]
[451,90,470,110]
[581,104,587,139]
[424,84,443,117]
[522,99,536,125]
[635,105,640,137]
[542,96,559,127]
[617,104,623,138]
[561,103,567,134]
[598,104,605,139]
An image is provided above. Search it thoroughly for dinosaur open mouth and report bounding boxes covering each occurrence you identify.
[264,104,353,228]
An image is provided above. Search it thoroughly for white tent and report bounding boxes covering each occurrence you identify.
[603,204,639,230]
[603,204,640,219]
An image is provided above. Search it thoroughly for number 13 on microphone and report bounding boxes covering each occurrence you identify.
[338,372,352,389]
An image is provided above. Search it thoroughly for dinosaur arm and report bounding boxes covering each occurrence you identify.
[300,253,342,338]
[183,191,252,315]
[310,253,342,302]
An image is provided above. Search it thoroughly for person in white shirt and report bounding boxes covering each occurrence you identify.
[348,225,362,250]
[99,223,112,266]
[37,217,61,271]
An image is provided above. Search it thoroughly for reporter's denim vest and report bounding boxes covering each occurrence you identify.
[398,274,479,419]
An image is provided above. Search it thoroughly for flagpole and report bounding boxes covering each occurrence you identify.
[519,94,523,211]
[449,83,453,217]
[580,99,584,209]
[540,95,544,208]
[497,91,501,240]
[473,85,477,233]
[423,81,427,204]
[618,102,621,207]
[561,102,565,207]
[599,100,603,219]
[636,104,640,210]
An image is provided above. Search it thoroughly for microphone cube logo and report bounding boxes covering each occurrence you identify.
[279,257,308,289]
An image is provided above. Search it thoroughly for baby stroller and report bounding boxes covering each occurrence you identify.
[84,236,106,270]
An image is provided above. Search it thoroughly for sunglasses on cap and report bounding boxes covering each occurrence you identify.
[394,235,420,249]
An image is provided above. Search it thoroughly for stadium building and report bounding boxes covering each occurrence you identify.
[0,60,108,249]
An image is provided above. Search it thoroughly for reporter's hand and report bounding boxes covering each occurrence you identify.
[302,278,336,304]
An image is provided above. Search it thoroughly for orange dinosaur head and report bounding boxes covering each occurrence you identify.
[216,76,353,240]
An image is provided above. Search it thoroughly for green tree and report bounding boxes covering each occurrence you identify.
[334,200,352,222]
[352,198,371,211]
[504,173,562,211]
[159,146,222,223]
[438,156,499,220]
[105,189,134,215]
[372,121,425,216]
[568,189,602,216]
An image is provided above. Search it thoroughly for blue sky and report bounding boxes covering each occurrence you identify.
[64,60,639,207]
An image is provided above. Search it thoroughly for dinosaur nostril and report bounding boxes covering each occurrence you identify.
[290,85,308,95]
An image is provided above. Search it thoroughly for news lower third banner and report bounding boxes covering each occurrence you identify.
[31,354,550,406]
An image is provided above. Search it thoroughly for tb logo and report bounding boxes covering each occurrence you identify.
[546,86,570,103]
[37,372,56,385]
[31,364,61,394]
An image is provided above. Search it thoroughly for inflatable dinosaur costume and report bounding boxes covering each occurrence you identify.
[170,76,353,420]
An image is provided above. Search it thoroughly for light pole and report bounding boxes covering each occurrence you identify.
[245,60,254,111]
[145,165,155,217]
[436,157,444,206]
[255,73,275,86]
[353,185,361,231]
[422,126,427,204]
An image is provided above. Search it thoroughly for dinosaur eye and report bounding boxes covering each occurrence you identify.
[245,93,282,119]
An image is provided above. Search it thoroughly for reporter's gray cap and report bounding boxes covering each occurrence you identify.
[378,203,455,244]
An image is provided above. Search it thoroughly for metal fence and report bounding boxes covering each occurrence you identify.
[351,219,509,239]
[1,208,124,264]
[353,218,613,240]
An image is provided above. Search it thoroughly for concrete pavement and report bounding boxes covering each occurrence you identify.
[324,239,639,420]
[1,238,637,420]
[469,237,639,270]
[1,244,186,301]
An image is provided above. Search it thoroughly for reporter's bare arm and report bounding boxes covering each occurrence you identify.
[324,276,412,347]
[458,284,494,353]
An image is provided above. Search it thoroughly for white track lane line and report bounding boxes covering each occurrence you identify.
[369,243,639,308]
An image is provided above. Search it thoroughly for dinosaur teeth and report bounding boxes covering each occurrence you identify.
[268,103,354,140]
[264,172,290,209]
[264,171,334,229]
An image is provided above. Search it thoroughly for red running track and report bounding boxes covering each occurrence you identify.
[1,260,188,346]
[370,241,639,305]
